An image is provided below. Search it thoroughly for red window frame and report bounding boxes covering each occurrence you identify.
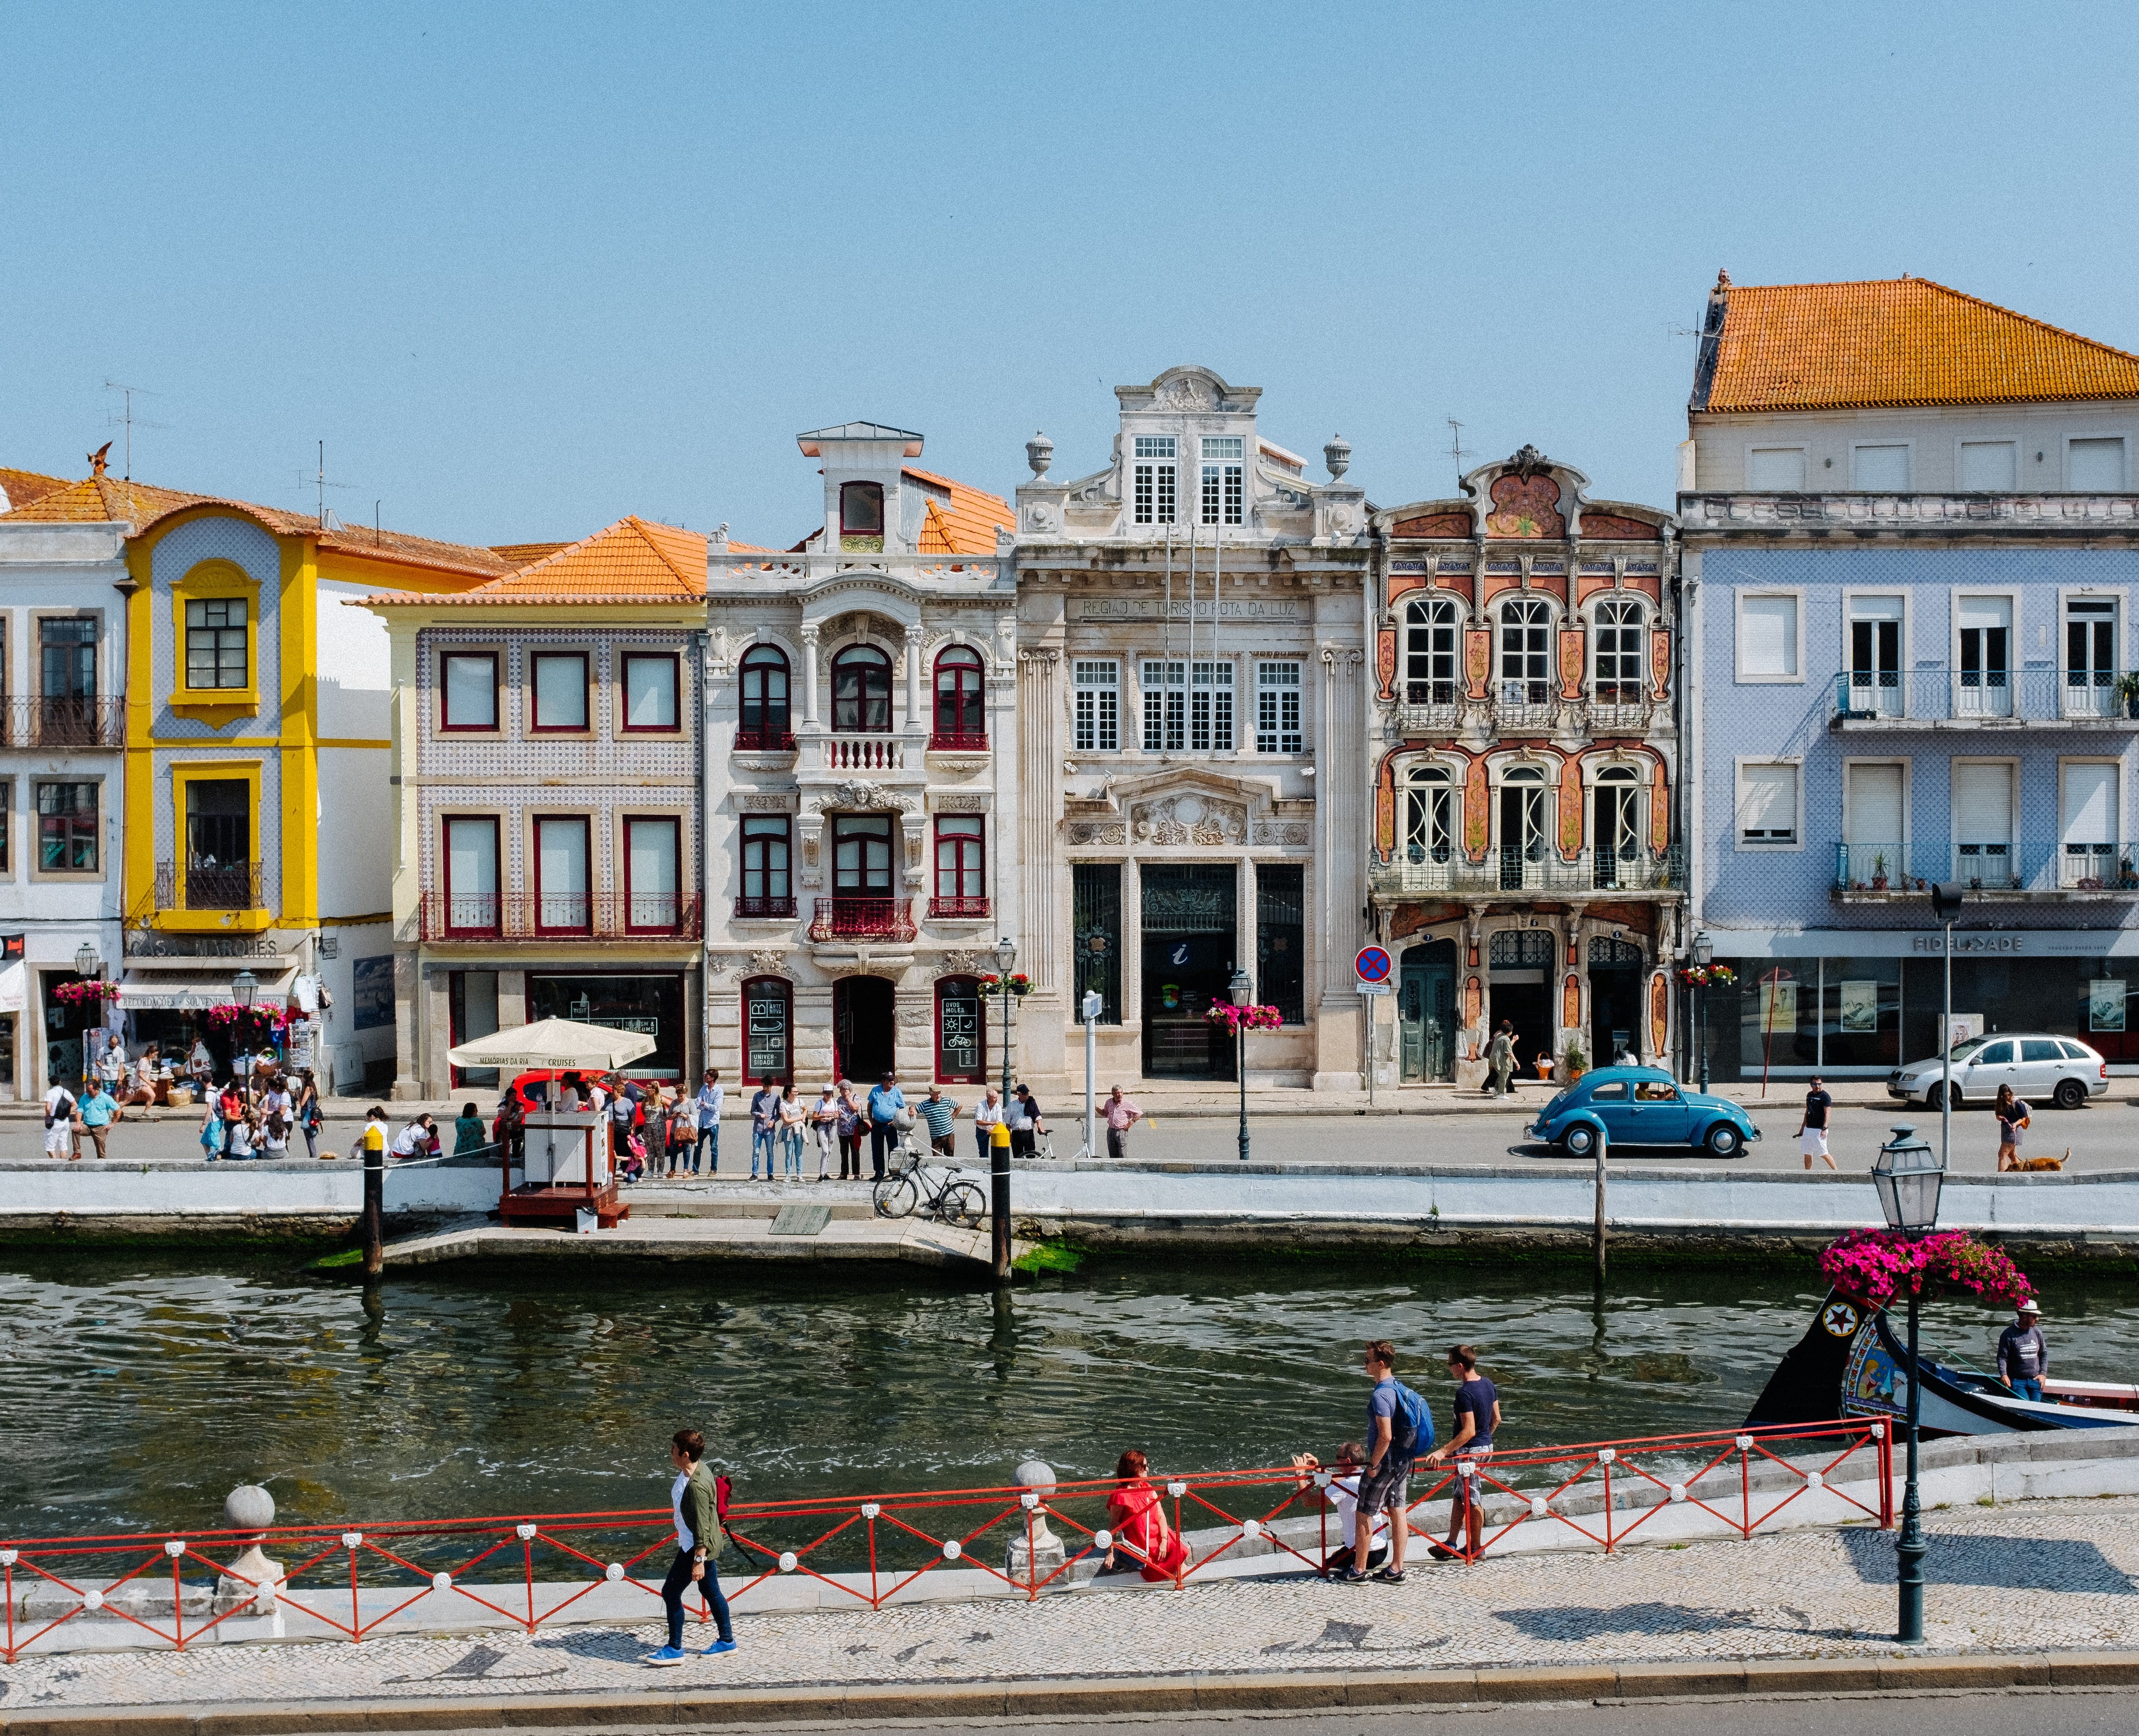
[529,652,591,734]
[841,481,885,538]
[737,644,793,750]
[438,651,500,733]
[741,974,792,1087]
[739,815,794,916]
[932,646,986,745]
[934,975,986,1084]
[531,814,592,934]
[441,814,501,934]
[932,814,986,914]
[619,652,682,734]
[831,645,893,734]
[622,813,682,934]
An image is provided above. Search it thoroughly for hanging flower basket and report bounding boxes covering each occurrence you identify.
[976,973,1032,998]
[1676,964,1737,988]
[1818,1227,2033,1308]
[53,980,122,1006]
[205,1002,299,1031]
[1205,1003,1283,1034]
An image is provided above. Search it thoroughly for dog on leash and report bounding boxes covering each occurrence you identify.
[2012,1149,2068,1173]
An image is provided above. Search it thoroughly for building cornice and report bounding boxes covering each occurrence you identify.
[1678,491,2139,542]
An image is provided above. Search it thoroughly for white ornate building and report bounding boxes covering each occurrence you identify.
[1011,366,1373,1089]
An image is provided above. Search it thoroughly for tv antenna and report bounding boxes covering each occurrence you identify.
[299,440,355,528]
[1445,417,1473,486]
[103,380,168,481]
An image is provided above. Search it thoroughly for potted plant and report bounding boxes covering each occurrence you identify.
[1560,1040,1587,1084]
[2117,670,2139,719]
[1870,851,1889,891]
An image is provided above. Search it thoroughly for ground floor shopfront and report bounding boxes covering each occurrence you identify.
[1694,922,2139,1081]
[713,962,1004,1092]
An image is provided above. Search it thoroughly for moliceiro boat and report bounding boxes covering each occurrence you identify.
[1748,1290,2139,1436]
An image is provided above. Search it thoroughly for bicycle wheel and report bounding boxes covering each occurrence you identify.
[938,1181,987,1230]
[872,1173,919,1218]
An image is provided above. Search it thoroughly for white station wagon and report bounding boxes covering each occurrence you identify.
[1888,1034,2109,1112]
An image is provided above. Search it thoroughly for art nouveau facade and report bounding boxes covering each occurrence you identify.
[703,425,1019,1089]
[1012,367,1372,1089]
[1368,448,1682,1087]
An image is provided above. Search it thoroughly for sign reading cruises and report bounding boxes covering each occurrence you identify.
[1069,597,1304,621]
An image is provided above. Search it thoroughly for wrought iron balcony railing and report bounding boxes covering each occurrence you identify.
[808,896,917,942]
[5,696,125,747]
[926,895,992,920]
[734,894,797,920]
[1831,669,2139,726]
[926,731,989,753]
[733,727,795,752]
[419,892,703,941]
[156,860,266,912]
[1370,846,1683,897]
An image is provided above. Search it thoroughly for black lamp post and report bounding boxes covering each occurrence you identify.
[1229,966,1252,1164]
[73,942,101,1091]
[990,935,1016,1281]
[1872,1120,1946,1646]
[1692,930,1713,1092]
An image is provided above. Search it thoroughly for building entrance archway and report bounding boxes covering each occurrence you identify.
[833,976,897,1085]
[1588,937,1645,1066]
[1399,939,1457,1082]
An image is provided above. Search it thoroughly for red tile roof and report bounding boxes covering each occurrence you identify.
[1696,275,2139,413]
[904,467,1013,554]
[364,516,707,605]
[0,467,72,513]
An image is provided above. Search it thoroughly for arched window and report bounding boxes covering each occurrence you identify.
[1592,766,1641,888]
[932,646,986,746]
[831,644,892,733]
[738,644,791,749]
[1404,597,1460,706]
[1497,764,1548,890]
[840,482,885,550]
[1498,599,1553,707]
[1593,599,1645,706]
[1404,766,1455,866]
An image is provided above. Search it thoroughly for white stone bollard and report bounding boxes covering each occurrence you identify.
[1004,1458,1067,1581]
[214,1485,284,1616]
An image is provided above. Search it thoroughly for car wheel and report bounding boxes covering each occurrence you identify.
[1928,1082,1958,1112]
[1704,1121,1743,1158]
[1560,1122,1596,1158]
[2054,1077,2087,1111]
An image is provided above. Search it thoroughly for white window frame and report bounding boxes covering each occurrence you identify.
[1496,596,1555,699]
[1840,755,1911,874]
[1953,437,2019,493]
[1848,439,1915,492]
[1132,435,1177,526]
[1844,588,1912,714]
[1949,588,2020,718]
[1742,443,1808,492]
[1254,660,1302,754]
[1073,658,1120,753]
[1734,589,1804,685]
[1200,436,1245,526]
[1588,764,1644,861]
[1141,658,1185,751]
[1189,659,1234,753]
[1734,757,1804,853]
[2058,755,2125,885]
[1589,596,1646,699]
[2064,432,2131,491]
[2058,587,2124,714]
[1950,755,2020,885]
[1401,762,1458,863]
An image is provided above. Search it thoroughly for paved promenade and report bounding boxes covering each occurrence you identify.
[3,1496,2137,1722]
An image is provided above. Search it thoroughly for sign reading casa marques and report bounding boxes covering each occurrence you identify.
[1069,597,1305,621]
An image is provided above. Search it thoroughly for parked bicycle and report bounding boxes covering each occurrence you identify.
[871,1144,987,1229]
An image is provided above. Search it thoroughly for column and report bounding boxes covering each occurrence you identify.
[903,622,924,733]
[799,625,820,727]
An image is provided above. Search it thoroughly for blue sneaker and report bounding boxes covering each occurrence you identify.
[703,1638,737,1656]
[645,1645,688,1667]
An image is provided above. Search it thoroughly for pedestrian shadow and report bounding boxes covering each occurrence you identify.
[1836,1528,2136,1593]
[1495,1601,1768,1640]
[531,1627,659,1665]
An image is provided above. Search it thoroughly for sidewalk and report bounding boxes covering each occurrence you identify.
[1,1495,2135,1727]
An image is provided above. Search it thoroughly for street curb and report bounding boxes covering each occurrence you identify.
[6,1650,2138,1732]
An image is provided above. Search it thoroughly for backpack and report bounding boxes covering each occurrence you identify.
[44,1089,75,1129]
[1390,1381,1436,1457]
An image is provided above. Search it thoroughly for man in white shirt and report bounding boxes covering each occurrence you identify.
[389,1113,435,1161]
[694,1070,723,1175]
[43,1082,80,1160]
[1292,1442,1389,1575]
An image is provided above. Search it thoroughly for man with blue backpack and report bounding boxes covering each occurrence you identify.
[1349,1339,1433,1584]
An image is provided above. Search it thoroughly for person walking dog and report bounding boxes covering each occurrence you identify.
[1995,1084,2032,1172]
[644,1427,736,1667]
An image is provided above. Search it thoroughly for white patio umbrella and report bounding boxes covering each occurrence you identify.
[445,1018,655,1073]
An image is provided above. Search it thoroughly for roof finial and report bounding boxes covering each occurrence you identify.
[88,441,111,479]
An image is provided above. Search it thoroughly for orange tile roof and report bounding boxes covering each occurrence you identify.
[1695,275,2139,413]
[365,515,707,606]
[488,541,573,567]
[904,466,1013,553]
[0,467,72,513]
[2,474,211,531]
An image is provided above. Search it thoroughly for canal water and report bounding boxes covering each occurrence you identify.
[3,1251,2136,1540]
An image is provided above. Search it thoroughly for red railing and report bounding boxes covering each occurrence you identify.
[0,1421,1887,1662]
[734,894,797,920]
[928,731,988,752]
[928,895,991,920]
[734,728,794,752]
[808,896,917,941]
[419,892,703,942]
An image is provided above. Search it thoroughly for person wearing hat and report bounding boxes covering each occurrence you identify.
[1997,1297,2049,1402]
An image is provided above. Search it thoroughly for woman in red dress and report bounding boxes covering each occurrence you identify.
[1100,1449,1189,1584]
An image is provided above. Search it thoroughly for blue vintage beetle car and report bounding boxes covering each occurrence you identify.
[1527,1066,1761,1159]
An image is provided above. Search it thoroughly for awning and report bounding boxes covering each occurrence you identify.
[447,1017,655,1071]
[120,966,301,1011]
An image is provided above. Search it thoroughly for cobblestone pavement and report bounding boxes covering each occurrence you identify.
[4,1496,2138,1712]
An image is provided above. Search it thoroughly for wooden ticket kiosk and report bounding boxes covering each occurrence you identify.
[500,1113,629,1229]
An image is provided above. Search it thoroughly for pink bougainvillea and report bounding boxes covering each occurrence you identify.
[1818,1227,2033,1307]
[53,980,122,1005]
[1205,1003,1284,1034]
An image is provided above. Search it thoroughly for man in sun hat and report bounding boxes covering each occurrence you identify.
[1997,1297,2049,1403]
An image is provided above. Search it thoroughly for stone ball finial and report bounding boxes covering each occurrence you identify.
[224,1485,275,1533]
[1013,1458,1057,1495]
[1026,431,1054,479]
[1324,434,1351,481]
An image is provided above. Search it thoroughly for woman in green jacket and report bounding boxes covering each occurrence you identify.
[646,1428,735,1665]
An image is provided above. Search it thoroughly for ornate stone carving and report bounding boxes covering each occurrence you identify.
[1130,794,1246,847]
[934,793,988,811]
[737,793,795,811]
[808,782,918,814]
[1067,822,1128,846]
[1026,431,1054,477]
[1251,822,1312,846]
[748,950,786,976]
[938,949,990,974]
[1026,503,1058,532]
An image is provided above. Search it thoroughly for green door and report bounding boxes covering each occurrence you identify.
[1399,941,1457,1082]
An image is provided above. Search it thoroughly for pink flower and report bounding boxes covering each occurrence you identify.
[1818,1228,2032,1307]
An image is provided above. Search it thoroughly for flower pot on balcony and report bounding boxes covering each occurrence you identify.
[1871,875,1888,891]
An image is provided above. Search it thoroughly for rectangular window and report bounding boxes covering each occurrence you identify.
[1851,443,1911,491]
[1738,593,1800,680]
[1737,762,1799,846]
[531,652,589,731]
[533,815,591,931]
[442,816,500,932]
[1958,440,2017,491]
[1071,862,1121,1024]
[1191,661,1234,752]
[933,814,986,907]
[1953,762,2015,884]
[36,781,98,872]
[625,815,681,930]
[1746,446,1807,491]
[39,617,98,702]
[440,653,498,730]
[833,814,894,894]
[2060,761,2120,887]
[621,654,680,731]
[2068,436,2128,491]
[1132,435,1177,525]
[1141,659,1185,751]
[1201,436,1244,525]
[1073,659,1119,752]
[2065,597,2119,715]
[184,599,247,690]
[1255,863,1305,1026]
[1843,762,1905,883]
[739,816,792,912]
[1848,595,1904,714]
[1955,595,2012,717]
[1255,661,1302,753]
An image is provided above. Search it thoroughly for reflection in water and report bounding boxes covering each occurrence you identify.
[0,1250,2133,1539]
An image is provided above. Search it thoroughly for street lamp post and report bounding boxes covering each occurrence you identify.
[1077,988,1101,1160]
[1930,884,1966,1177]
[1872,1121,1947,1646]
[73,943,102,1091]
[991,935,1016,1281]
[1229,967,1252,1164]
[1692,930,1713,1092]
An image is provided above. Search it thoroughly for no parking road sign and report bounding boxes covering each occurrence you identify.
[1354,946,1393,992]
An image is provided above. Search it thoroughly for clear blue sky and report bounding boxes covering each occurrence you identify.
[7,2,2138,548]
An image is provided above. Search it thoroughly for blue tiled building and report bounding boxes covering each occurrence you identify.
[1681,274,2139,1082]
